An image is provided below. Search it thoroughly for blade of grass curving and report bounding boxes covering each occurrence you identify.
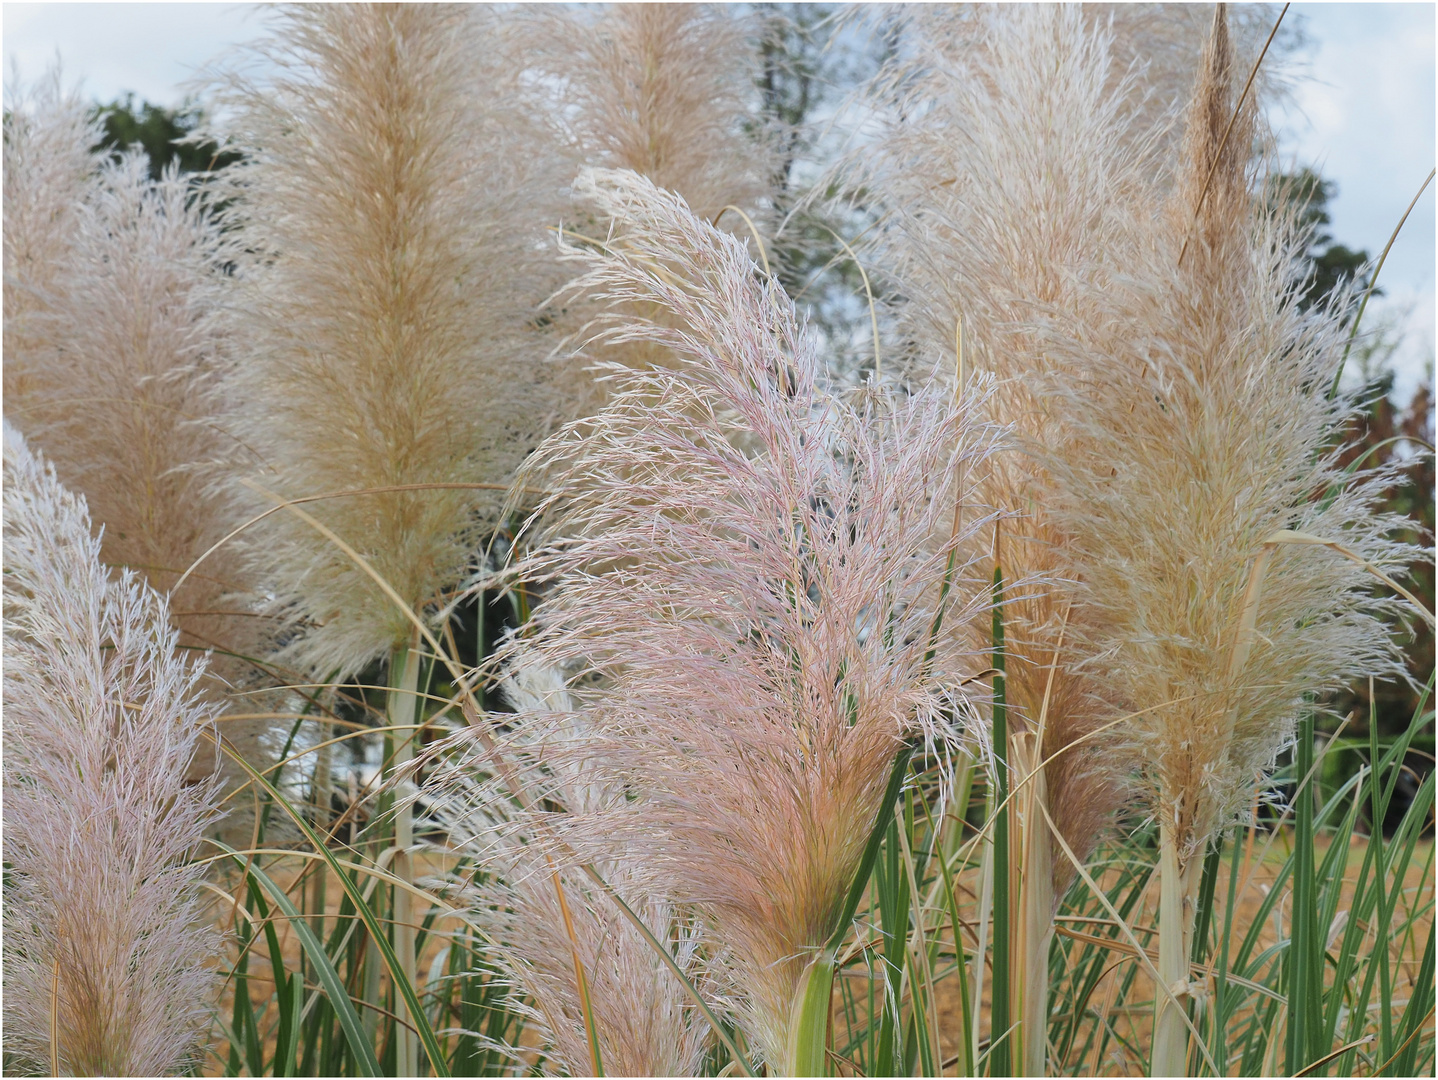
[834,742,918,957]
[871,813,907,1076]
[245,872,297,1076]
[1319,772,1369,1058]
[229,887,266,1077]
[893,790,940,1077]
[1329,168,1435,397]
[1378,768,1435,1072]
[172,481,524,596]
[213,841,380,1077]
[276,971,303,1078]
[1292,1035,1378,1077]
[820,224,881,381]
[920,792,973,1076]
[214,740,451,1077]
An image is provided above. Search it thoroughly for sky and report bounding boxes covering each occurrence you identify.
[1270,3,1435,401]
[4,2,1435,400]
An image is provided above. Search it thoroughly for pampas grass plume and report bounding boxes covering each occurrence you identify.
[6,147,254,663]
[2,70,101,416]
[1031,10,1421,1067]
[853,3,1152,893]
[534,3,774,223]
[1049,1,1416,895]
[481,168,1001,1068]
[421,656,713,1077]
[2,424,223,1076]
[210,3,569,678]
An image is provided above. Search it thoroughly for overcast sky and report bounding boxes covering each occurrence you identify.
[4,2,1435,399]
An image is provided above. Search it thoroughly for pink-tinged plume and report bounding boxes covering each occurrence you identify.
[2,423,224,1076]
[421,651,714,1076]
[475,168,1001,1068]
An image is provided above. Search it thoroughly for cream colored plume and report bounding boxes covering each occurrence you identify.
[1031,20,1420,1068]
[851,4,1155,897]
[525,3,780,423]
[420,648,714,1077]
[207,3,570,678]
[2,70,100,413]
[532,3,773,223]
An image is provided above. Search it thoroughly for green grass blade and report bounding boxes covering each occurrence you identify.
[1387,921,1435,1077]
[215,744,452,1076]
[214,843,380,1077]
[830,741,918,954]
[1287,709,1322,1074]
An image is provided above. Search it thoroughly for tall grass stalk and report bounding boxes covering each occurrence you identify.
[388,631,424,1076]
[989,567,1014,1078]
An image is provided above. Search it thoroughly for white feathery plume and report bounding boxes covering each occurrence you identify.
[531,3,774,224]
[527,3,780,424]
[4,75,281,842]
[2,69,100,414]
[10,150,256,665]
[420,646,713,1077]
[1029,9,1424,1071]
[206,3,571,679]
[461,167,1003,1070]
[851,2,1148,904]
[2,423,224,1077]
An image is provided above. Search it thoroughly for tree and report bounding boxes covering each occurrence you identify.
[1273,166,1377,312]
[92,94,237,176]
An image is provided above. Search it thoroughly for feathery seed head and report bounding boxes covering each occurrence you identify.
[533,4,775,224]
[2,424,224,1076]
[530,3,781,423]
[9,150,255,662]
[482,168,1002,1063]
[1039,7,1421,869]
[419,648,714,1077]
[3,87,278,838]
[851,4,1149,890]
[208,3,570,678]
[2,70,101,413]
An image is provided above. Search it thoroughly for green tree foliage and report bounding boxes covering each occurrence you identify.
[92,94,237,176]
[1274,166,1378,311]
